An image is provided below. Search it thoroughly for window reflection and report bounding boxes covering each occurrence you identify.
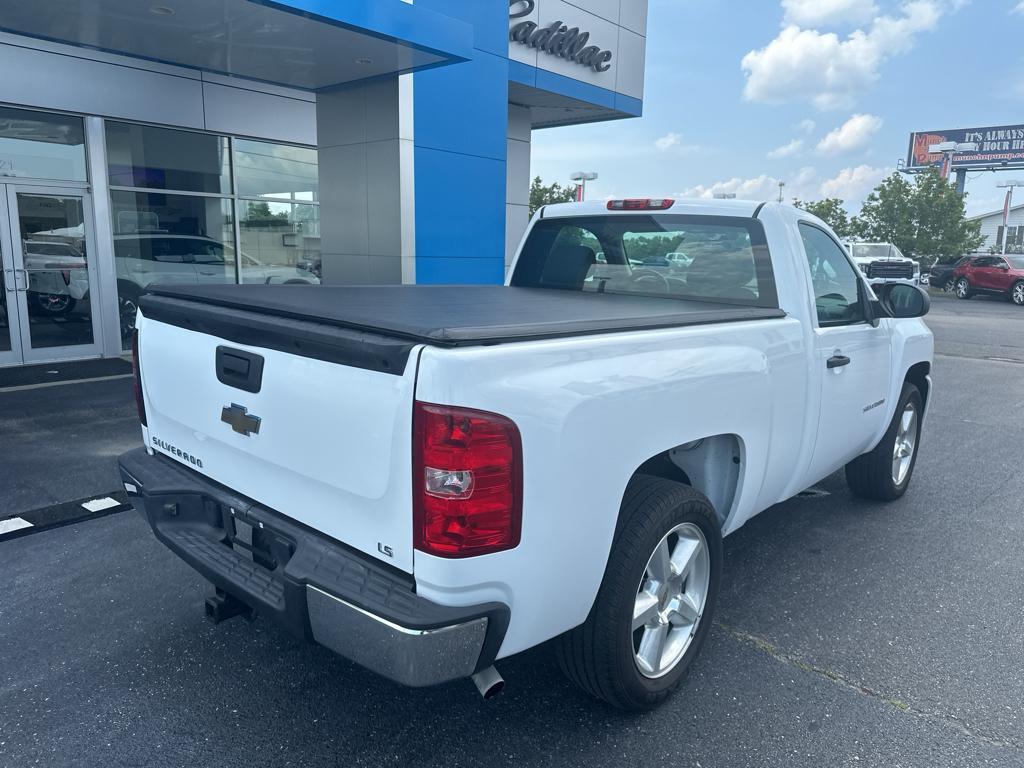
[105,122,230,194]
[239,200,321,283]
[0,106,86,181]
[234,139,318,201]
[111,191,235,345]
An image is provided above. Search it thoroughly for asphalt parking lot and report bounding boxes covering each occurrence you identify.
[2,293,1023,768]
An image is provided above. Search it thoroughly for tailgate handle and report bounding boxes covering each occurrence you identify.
[216,346,264,393]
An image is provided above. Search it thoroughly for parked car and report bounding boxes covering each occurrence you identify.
[952,254,1024,305]
[23,240,87,316]
[69,234,320,338]
[928,255,980,293]
[845,242,921,286]
[120,198,933,711]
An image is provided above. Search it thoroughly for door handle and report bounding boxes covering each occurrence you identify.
[827,354,851,369]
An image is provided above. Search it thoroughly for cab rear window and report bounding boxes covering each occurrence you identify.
[511,214,778,308]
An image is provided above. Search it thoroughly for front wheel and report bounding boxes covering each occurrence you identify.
[1011,281,1024,306]
[845,383,923,501]
[955,278,972,299]
[555,476,722,710]
[943,278,957,293]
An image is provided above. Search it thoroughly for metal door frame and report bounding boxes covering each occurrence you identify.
[0,190,24,367]
[3,184,104,365]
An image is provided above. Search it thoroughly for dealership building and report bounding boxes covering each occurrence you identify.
[0,0,648,369]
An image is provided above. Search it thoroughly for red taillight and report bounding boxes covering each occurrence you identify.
[131,330,147,426]
[413,402,522,558]
[607,198,675,211]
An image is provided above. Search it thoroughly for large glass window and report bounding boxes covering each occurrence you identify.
[105,122,230,194]
[234,140,318,201]
[110,191,235,334]
[106,125,319,345]
[239,200,321,284]
[0,106,86,182]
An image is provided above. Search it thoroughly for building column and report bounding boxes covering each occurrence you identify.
[505,105,532,274]
[316,76,415,285]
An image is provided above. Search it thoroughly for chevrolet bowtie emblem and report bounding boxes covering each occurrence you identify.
[221,403,261,436]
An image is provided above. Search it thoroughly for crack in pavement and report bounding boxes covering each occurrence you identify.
[717,621,1023,752]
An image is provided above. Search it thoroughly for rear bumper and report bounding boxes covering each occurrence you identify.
[118,447,508,688]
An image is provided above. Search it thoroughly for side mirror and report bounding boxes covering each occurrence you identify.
[874,282,930,319]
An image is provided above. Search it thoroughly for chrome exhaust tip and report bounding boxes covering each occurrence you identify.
[471,666,504,700]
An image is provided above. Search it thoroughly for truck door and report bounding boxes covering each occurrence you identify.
[799,222,892,485]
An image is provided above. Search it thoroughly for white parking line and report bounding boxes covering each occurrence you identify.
[0,373,134,394]
[81,497,121,513]
[0,517,33,535]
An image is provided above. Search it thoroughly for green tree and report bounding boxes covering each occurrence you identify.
[849,170,983,262]
[911,169,984,262]
[849,173,917,254]
[793,198,851,238]
[529,176,577,216]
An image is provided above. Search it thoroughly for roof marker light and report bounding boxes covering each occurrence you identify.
[607,199,675,211]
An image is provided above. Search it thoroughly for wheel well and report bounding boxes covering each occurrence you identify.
[631,434,742,527]
[905,361,930,410]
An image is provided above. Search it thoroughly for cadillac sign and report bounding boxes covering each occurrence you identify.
[509,0,613,73]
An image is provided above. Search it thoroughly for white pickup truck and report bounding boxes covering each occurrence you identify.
[119,198,933,710]
[846,241,921,287]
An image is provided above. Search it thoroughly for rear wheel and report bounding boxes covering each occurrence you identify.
[955,278,972,299]
[845,383,923,501]
[1011,281,1024,306]
[943,278,956,293]
[555,476,722,710]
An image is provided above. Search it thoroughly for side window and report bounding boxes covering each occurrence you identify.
[799,223,865,326]
[973,256,996,268]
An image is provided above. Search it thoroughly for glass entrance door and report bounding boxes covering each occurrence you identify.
[0,185,102,366]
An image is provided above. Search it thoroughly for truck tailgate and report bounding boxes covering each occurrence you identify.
[135,310,418,573]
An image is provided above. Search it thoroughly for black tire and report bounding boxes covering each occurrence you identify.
[845,383,923,501]
[955,277,972,300]
[555,475,722,711]
[28,291,76,316]
[1011,280,1024,307]
[943,278,956,293]
[117,283,142,341]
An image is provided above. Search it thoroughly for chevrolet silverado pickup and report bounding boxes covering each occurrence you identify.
[118,198,934,710]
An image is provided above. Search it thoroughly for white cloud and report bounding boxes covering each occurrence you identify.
[742,1,954,109]
[782,0,878,28]
[655,132,682,151]
[798,118,817,134]
[1014,1,1024,13]
[816,113,883,154]
[767,138,805,159]
[819,164,891,203]
[679,165,886,209]
[681,167,819,202]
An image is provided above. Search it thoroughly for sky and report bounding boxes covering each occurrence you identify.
[531,0,1024,217]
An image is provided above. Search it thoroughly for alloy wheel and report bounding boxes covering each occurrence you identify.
[891,402,918,486]
[632,522,711,678]
[1013,283,1024,306]
[956,279,969,298]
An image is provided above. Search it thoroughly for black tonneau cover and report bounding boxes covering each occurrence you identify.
[140,284,786,374]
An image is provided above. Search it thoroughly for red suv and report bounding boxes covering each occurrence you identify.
[953,254,1024,306]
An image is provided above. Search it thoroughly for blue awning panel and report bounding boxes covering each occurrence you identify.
[0,0,473,91]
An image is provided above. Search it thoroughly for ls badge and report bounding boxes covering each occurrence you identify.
[221,403,262,436]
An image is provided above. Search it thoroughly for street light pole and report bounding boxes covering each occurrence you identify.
[570,171,599,202]
[777,181,785,203]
